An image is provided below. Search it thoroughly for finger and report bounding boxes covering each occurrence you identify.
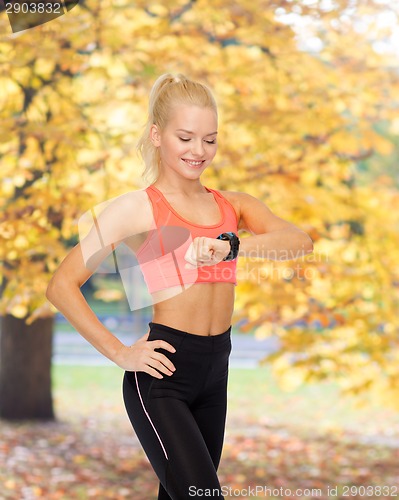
[145,366,164,379]
[199,237,210,260]
[150,352,176,373]
[191,238,203,265]
[152,340,176,353]
[184,242,197,266]
[191,237,200,262]
[201,238,215,264]
[148,358,175,376]
[196,236,204,257]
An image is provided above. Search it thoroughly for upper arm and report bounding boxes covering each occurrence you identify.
[48,190,154,289]
[223,191,304,235]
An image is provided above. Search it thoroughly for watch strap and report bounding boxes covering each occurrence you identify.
[216,232,240,261]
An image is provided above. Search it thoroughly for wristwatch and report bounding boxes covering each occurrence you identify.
[216,232,240,261]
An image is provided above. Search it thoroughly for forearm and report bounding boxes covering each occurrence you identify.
[46,280,125,365]
[238,229,314,261]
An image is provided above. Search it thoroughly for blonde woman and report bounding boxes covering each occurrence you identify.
[46,73,313,499]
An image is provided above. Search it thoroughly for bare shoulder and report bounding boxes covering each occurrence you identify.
[109,188,149,209]
[218,190,257,228]
[219,191,272,210]
[219,189,298,234]
[218,189,245,212]
[106,188,153,224]
[80,188,154,245]
[219,190,254,206]
[115,189,153,223]
[219,190,242,200]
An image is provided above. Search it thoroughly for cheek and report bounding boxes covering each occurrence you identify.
[165,139,186,156]
[176,143,188,155]
[208,145,218,157]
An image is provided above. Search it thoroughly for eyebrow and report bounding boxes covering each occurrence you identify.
[176,129,218,136]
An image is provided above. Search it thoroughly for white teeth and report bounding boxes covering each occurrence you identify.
[183,159,203,166]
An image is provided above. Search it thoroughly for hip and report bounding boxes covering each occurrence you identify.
[126,321,232,404]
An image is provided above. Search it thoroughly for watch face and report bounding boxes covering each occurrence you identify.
[219,232,235,240]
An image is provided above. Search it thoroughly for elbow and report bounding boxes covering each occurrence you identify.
[303,233,314,254]
[46,273,82,307]
[45,277,57,305]
[294,231,313,256]
[46,274,67,306]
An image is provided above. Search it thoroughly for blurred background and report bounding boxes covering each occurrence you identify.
[1,0,399,498]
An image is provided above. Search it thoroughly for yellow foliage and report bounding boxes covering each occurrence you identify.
[272,358,307,392]
[254,323,274,340]
[93,289,125,302]
[10,304,28,319]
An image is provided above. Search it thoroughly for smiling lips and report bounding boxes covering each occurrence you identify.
[182,158,205,167]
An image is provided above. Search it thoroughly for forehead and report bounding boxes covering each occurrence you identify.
[167,104,217,132]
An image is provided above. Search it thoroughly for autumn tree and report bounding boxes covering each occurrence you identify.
[230,0,399,406]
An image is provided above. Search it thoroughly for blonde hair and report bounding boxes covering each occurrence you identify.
[137,73,218,185]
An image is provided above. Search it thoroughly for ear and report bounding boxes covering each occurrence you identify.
[150,124,162,147]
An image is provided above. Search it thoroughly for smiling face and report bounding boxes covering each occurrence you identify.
[150,104,218,182]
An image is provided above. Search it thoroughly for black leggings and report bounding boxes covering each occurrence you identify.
[122,321,232,500]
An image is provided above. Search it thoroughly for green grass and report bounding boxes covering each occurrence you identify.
[226,369,399,441]
[52,365,399,439]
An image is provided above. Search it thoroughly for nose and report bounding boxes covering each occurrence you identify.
[190,140,205,157]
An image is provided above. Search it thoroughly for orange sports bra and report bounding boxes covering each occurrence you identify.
[135,184,239,294]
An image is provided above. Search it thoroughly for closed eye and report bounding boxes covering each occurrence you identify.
[179,138,217,144]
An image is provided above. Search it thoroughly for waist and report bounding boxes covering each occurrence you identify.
[148,321,232,352]
[152,282,235,334]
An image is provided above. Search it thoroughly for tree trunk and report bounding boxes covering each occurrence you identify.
[0,314,55,421]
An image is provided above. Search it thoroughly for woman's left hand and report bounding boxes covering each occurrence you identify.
[184,236,230,268]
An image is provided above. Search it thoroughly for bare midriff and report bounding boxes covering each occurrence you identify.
[151,282,235,336]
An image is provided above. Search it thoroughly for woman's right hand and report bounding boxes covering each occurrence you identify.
[115,332,176,379]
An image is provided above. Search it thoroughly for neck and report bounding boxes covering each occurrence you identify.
[154,171,207,195]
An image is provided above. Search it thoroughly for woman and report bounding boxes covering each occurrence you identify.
[46,73,313,499]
